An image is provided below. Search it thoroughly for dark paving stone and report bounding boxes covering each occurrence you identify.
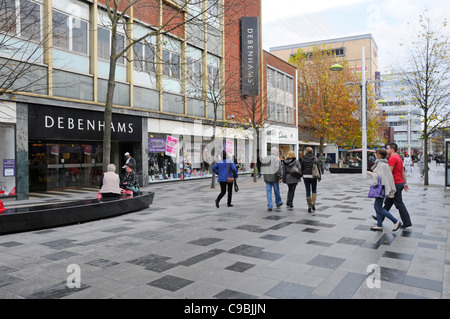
[266,221,293,230]
[380,266,407,284]
[42,251,79,261]
[382,251,414,261]
[260,234,286,242]
[0,274,23,288]
[40,239,77,249]
[264,281,314,299]
[418,242,438,249]
[403,275,443,292]
[0,266,17,275]
[264,215,286,220]
[328,272,366,298]
[26,281,90,299]
[179,249,225,266]
[228,244,283,261]
[85,259,119,269]
[188,237,223,246]
[102,226,134,233]
[296,219,335,228]
[225,262,255,272]
[0,241,23,248]
[128,254,171,268]
[375,233,397,246]
[302,228,320,233]
[397,292,427,299]
[235,225,266,233]
[337,237,366,246]
[214,289,257,299]
[306,240,333,247]
[307,255,346,270]
[147,275,193,292]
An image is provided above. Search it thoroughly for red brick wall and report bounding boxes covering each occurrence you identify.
[224,0,262,124]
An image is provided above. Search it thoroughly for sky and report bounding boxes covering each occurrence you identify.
[262,0,450,73]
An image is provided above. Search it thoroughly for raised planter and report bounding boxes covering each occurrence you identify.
[0,192,154,235]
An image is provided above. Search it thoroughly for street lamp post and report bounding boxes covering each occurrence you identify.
[361,47,367,178]
[330,47,368,178]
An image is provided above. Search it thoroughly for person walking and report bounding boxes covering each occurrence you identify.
[282,151,302,208]
[318,153,326,174]
[367,149,401,231]
[418,150,425,177]
[301,147,321,213]
[122,152,136,171]
[212,151,238,208]
[99,164,121,199]
[403,153,412,176]
[325,155,332,172]
[383,143,413,228]
[261,147,283,211]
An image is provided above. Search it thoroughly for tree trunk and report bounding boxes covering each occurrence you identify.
[423,133,429,186]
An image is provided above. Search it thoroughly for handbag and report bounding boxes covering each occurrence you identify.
[290,160,302,179]
[368,176,385,198]
[312,162,320,179]
[226,163,234,184]
[234,179,239,192]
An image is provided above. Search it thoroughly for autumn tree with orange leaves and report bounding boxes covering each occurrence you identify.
[289,44,384,151]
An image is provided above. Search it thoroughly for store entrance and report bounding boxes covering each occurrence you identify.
[29,142,104,192]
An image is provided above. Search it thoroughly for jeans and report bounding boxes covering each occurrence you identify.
[374,197,398,227]
[217,182,233,205]
[266,182,282,209]
[383,183,412,226]
[303,178,317,197]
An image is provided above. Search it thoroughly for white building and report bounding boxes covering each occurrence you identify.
[380,74,423,154]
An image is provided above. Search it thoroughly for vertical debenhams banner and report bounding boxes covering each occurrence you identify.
[241,17,260,96]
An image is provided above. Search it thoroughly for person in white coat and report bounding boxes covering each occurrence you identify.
[403,153,412,176]
[366,149,401,232]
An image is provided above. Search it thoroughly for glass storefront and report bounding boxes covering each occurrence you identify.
[0,124,16,197]
[29,142,103,191]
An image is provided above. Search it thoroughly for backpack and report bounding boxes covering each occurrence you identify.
[290,161,302,179]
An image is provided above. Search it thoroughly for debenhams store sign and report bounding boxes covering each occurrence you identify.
[28,105,142,142]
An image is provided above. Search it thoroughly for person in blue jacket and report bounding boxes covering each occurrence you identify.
[212,151,238,208]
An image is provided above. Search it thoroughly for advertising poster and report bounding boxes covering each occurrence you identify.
[165,136,178,157]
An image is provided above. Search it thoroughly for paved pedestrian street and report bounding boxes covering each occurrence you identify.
[0,165,449,300]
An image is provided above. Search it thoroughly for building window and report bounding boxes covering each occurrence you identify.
[207,64,219,92]
[162,49,180,79]
[133,42,156,73]
[52,10,88,54]
[98,27,125,64]
[187,58,202,87]
[0,0,41,41]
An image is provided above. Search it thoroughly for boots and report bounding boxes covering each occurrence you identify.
[306,196,312,213]
[311,193,317,211]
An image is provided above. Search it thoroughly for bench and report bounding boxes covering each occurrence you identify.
[0,192,154,236]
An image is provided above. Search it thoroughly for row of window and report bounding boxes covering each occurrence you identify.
[1,0,220,87]
[267,67,294,93]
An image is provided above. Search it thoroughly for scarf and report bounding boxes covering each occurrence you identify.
[371,158,387,171]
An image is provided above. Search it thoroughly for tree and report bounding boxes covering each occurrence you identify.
[290,44,383,152]
[0,0,52,96]
[394,12,450,185]
[100,0,228,173]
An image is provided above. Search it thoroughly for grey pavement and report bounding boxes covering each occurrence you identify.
[0,163,449,299]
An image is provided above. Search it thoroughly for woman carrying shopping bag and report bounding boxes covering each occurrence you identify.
[366,149,401,231]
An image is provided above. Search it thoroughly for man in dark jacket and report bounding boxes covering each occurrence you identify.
[261,147,283,211]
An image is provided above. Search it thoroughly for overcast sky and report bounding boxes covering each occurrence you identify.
[261,0,450,73]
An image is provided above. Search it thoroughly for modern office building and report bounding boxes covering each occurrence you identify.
[379,73,423,154]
